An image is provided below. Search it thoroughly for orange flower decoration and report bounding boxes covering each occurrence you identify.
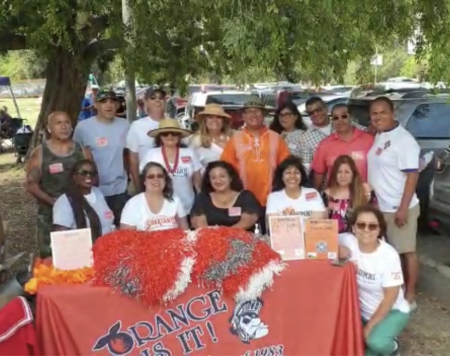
[24,258,95,295]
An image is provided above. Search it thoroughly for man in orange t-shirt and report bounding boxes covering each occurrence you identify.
[312,104,374,189]
[221,98,290,233]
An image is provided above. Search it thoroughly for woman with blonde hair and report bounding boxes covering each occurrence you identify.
[323,155,376,233]
[190,103,234,169]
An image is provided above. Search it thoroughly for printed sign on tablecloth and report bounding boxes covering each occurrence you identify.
[268,215,305,261]
[304,219,338,260]
[50,228,93,270]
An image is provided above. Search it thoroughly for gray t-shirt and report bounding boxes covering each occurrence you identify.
[74,117,130,196]
[52,187,115,235]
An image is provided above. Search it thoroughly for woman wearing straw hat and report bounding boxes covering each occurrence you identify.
[139,119,202,214]
[190,103,234,170]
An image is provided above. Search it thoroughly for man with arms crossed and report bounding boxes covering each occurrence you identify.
[367,96,420,309]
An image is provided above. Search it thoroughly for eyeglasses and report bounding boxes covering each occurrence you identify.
[355,222,379,231]
[306,108,323,116]
[149,95,165,101]
[78,170,98,177]
[280,112,294,118]
[146,174,164,180]
[160,132,181,137]
[332,114,349,121]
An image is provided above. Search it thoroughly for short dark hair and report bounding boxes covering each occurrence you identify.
[305,96,325,108]
[154,134,187,148]
[348,205,387,239]
[269,101,307,133]
[370,96,394,112]
[201,160,244,193]
[272,156,309,192]
[330,103,349,116]
[140,161,174,201]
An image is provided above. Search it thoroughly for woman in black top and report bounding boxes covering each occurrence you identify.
[190,161,261,231]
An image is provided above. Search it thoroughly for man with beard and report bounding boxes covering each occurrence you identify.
[73,89,130,226]
[26,111,91,257]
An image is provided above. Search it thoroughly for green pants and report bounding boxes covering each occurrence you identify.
[36,206,53,258]
[364,310,410,356]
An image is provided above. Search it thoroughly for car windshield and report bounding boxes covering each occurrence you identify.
[206,94,258,106]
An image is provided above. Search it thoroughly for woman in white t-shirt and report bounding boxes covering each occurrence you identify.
[140,119,202,213]
[189,103,234,170]
[120,162,189,231]
[266,156,326,221]
[53,159,114,241]
[338,205,410,356]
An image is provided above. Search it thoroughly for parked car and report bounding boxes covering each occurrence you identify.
[348,91,450,229]
[183,91,275,130]
[298,95,349,128]
[429,147,450,234]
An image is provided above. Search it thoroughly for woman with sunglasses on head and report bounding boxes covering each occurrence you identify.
[120,162,188,231]
[190,104,234,170]
[338,205,410,356]
[140,119,202,215]
[52,159,114,241]
[190,160,260,231]
[266,156,326,221]
[311,104,374,190]
[323,155,376,233]
[269,101,307,158]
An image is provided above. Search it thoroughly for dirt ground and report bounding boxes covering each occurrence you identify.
[1,152,450,355]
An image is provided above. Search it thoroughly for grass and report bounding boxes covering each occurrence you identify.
[0,97,41,129]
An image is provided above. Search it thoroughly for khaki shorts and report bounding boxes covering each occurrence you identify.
[383,204,420,254]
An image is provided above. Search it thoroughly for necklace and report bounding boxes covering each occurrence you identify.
[162,146,180,174]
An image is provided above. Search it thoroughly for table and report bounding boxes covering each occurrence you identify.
[36,260,364,356]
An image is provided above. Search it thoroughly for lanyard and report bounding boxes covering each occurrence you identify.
[162,146,180,174]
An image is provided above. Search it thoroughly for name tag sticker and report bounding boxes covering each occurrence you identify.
[104,211,114,220]
[305,192,318,200]
[96,137,109,147]
[375,147,383,156]
[181,156,192,163]
[228,207,242,217]
[49,163,64,174]
[351,151,364,161]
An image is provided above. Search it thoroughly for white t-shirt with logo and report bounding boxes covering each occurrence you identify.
[266,187,326,218]
[126,116,160,163]
[139,147,202,212]
[120,192,186,231]
[367,124,420,212]
[339,233,410,321]
[53,187,114,235]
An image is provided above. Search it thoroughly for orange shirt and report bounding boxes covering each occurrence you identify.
[311,128,374,181]
[221,127,290,206]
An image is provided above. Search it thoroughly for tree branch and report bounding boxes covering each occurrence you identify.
[84,38,122,59]
[0,34,27,51]
[81,15,110,40]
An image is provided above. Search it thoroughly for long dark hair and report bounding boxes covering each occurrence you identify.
[66,159,102,242]
[154,134,188,148]
[140,161,174,201]
[272,156,308,192]
[201,160,244,193]
[270,101,307,133]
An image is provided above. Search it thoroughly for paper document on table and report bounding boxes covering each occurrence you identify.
[304,219,338,260]
[268,215,305,261]
[51,228,93,270]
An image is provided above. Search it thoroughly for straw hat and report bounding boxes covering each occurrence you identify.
[197,103,231,121]
[147,118,192,138]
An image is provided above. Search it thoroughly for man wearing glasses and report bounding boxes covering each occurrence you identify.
[126,86,167,193]
[311,104,374,189]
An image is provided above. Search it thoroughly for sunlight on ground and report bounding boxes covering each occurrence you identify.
[0,97,41,129]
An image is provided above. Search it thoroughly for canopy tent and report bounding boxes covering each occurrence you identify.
[0,76,21,117]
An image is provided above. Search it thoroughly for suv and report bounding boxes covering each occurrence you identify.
[348,91,450,229]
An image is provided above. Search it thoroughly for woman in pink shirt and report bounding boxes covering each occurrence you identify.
[322,155,376,232]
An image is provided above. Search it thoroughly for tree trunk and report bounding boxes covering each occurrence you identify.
[27,47,95,154]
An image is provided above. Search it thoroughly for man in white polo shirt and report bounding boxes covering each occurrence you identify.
[126,86,167,193]
[367,96,420,309]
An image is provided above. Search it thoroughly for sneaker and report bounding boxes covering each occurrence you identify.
[391,339,400,356]
[409,301,418,311]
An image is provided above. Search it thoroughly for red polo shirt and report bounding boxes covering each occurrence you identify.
[312,128,374,181]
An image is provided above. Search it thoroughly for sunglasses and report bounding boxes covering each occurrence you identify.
[355,222,379,231]
[78,170,98,177]
[307,108,323,116]
[146,174,164,180]
[160,132,181,137]
[332,114,349,121]
[149,95,165,101]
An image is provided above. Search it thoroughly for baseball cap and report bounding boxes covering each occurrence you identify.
[144,86,167,99]
[95,88,118,102]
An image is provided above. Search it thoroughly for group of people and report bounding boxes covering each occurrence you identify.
[25,86,421,356]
